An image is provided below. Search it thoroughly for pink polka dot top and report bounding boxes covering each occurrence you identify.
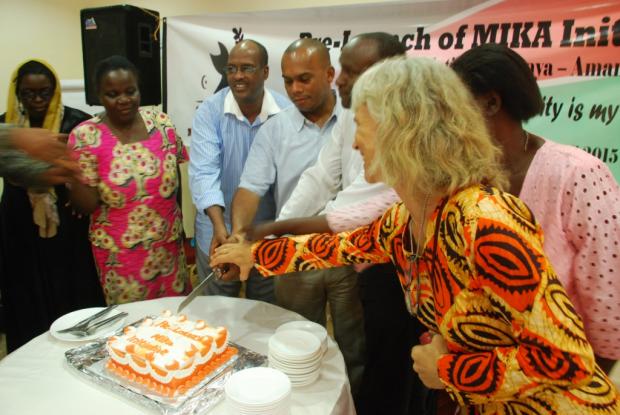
[520,139,620,360]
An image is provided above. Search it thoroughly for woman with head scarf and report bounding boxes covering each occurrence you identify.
[0,59,104,352]
[211,57,619,414]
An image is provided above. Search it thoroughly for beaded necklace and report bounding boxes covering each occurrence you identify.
[404,192,430,316]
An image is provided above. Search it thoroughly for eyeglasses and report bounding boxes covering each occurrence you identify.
[19,88,53,101]
[223,65,258,75]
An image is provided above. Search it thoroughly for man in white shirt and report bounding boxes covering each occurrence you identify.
[272,34,427,415]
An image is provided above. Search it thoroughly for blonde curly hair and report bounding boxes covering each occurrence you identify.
[351,56,507,195]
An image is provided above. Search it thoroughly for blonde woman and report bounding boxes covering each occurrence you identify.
[211,57,619,413]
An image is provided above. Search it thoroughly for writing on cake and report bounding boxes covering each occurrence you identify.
[106,310,237,397]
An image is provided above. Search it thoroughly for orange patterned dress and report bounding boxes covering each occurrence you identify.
[251,185,619,414]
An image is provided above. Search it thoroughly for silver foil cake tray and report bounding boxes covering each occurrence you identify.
[65,319,267,414]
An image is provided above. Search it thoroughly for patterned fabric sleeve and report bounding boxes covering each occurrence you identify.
[67,122,101,187]
[436,194,597,407]
[251,204,404,276]
[150,109,188,163]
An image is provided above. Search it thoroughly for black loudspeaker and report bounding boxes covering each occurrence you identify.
[80,5,161,106]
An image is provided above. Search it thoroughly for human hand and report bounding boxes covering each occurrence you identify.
[10,128,71,164]
[38,157,81,186]
[11,128,82,186]
[63,200,83,218]
[214,234,247,280]
[411,334,449,389]
[210,239,254,281]
[209,227,230,257]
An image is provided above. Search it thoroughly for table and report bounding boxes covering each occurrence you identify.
[0,296,356,415]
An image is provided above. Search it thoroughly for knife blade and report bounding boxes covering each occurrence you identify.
[177,269,220,313]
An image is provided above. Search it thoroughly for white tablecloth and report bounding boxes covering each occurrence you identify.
[0,296,356,415]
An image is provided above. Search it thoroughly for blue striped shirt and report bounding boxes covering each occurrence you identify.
[189,87,290,253]
[239,96,341,216]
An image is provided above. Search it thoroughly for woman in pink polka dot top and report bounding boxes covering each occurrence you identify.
[447,44,619,373]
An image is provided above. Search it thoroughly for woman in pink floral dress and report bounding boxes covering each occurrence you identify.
[68,56,190,304]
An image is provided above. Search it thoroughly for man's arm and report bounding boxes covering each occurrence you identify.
[222,187,261,280]
[231,188,261,235]
[248,215,331,241]
[205,205,228,255]
[189,100,229,253]
[232,121,278,235]
[323,168,390,213]
[189,101,226,217]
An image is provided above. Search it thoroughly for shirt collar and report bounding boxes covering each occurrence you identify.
[291,90,341,132]
[224,88,282,124]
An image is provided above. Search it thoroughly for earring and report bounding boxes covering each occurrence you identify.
[523,131,530,152]
[487,97,497,114]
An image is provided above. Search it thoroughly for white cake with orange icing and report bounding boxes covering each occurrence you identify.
[105,310,237,397]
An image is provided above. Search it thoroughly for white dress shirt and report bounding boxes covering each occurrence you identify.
[278,109,389,220]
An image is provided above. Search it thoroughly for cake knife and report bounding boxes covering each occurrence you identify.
[177,268,222,313]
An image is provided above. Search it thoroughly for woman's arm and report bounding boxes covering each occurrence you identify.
[66,125,101,214]
[212,202,407,279]
[67,179,100,214]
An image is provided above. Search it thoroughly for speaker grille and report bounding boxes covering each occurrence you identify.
[80,5,160,106]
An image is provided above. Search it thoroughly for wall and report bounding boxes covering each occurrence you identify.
[0,0,396,218]
[0,0,395,113]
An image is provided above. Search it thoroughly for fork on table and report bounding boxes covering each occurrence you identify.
[67,312,128,337]
[57,304,119,334]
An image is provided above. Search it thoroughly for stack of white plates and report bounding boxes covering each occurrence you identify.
[275,321,328,356]
[268,329,323,387]
[225,367,291,415]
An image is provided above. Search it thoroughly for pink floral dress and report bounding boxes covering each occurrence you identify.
[68,108,190,304]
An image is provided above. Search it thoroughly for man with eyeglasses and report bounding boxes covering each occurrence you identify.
[226,38,365,394]
[189,39,290,302]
